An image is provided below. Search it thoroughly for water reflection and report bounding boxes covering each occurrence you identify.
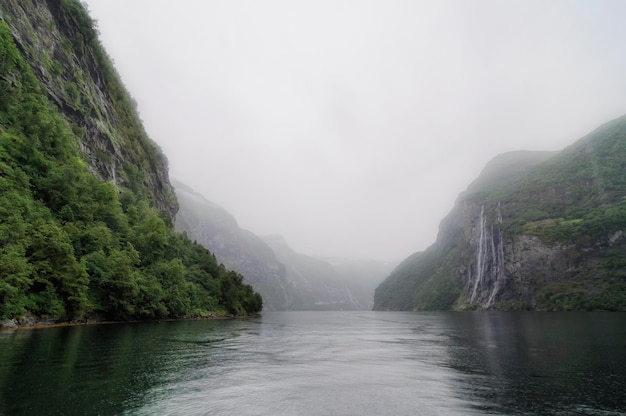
[0,320,241,415]
[0,313,625,415]
[443,312,626,415]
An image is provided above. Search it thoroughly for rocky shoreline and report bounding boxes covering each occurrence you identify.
[0,313,260,330]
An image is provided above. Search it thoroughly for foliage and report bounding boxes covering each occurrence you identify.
[42,0,177,214]
[374,235,463,311]
[0,18,261,320]
[535,278,626,311]
[491,117,626,241]
[375,115,626,311]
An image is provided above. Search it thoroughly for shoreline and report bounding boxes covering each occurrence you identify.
[0,312,261,331]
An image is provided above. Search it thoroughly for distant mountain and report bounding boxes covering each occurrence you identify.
[173,180,291,310]
[374,115,626,311]
[262,236,392,310]
[323,257,396,310]
[173,180,391,310]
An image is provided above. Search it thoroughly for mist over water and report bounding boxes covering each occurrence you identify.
[1,312,625,415]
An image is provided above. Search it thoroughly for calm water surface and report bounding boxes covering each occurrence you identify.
[0,311,625,415]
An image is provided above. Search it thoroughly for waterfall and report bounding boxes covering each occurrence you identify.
[487,207,505,306]
[470,205,488,302]
[470,204,505,307]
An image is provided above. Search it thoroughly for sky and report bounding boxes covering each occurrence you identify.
[83,0,626,262]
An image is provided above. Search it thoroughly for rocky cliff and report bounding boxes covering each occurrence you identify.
[0,0,177,219]
[0,1,262,321]
[374,116,626,311]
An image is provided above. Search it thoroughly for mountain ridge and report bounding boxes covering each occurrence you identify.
[374,114,626,311]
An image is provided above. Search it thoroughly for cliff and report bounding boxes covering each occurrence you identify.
[374,116,626,311]
[0,0,261,321]
[1,0,177,219]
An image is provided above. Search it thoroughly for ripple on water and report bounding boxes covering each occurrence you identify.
[1,312,624,416]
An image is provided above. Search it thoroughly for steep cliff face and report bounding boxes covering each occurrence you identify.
[375,117,626,311]
[0,1,263,321]
[173,179,291,310]
[0,0,177,219]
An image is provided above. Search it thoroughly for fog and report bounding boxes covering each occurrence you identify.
[83,0,626,261]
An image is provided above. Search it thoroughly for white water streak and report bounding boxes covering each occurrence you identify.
[470,204,505,307]
[470,205,487,303]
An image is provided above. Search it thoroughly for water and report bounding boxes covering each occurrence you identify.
[0,311,625,415]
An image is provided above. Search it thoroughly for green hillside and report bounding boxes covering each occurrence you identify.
[375,115,626,311]
[492,117,626,242]
[0,3,261,321]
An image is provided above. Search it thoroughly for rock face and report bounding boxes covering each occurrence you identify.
[375,116,626,311]
[0,0,177,219]
[173,180,391,310]
[467,204,506,307]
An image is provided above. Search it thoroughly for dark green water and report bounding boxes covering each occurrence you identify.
[0,311,625,415]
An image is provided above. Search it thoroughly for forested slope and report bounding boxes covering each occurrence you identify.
[375,116,626,311]
[0,1,261,322]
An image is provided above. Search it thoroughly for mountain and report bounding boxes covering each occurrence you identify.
[173,179,291,310]
[0,0,261,322]
[262,235,363,310]
[1,0,177,219]
[374,115,626,311]
[173,180,391,309]
[325,257,396,310]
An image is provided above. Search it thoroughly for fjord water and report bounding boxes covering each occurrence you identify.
[1,312,625,415]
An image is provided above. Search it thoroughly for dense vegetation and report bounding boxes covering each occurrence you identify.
[375,116,626,311]
[0,13,261,320]
[491,119,626,243]
[493,118,626,311]
[373,239,464,311]
[53,0,177,213]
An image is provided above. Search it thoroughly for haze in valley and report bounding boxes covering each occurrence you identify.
[83,0,626,261]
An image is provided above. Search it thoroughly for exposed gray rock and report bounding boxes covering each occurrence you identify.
[1,0,177,219]
[1,320,17,329]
